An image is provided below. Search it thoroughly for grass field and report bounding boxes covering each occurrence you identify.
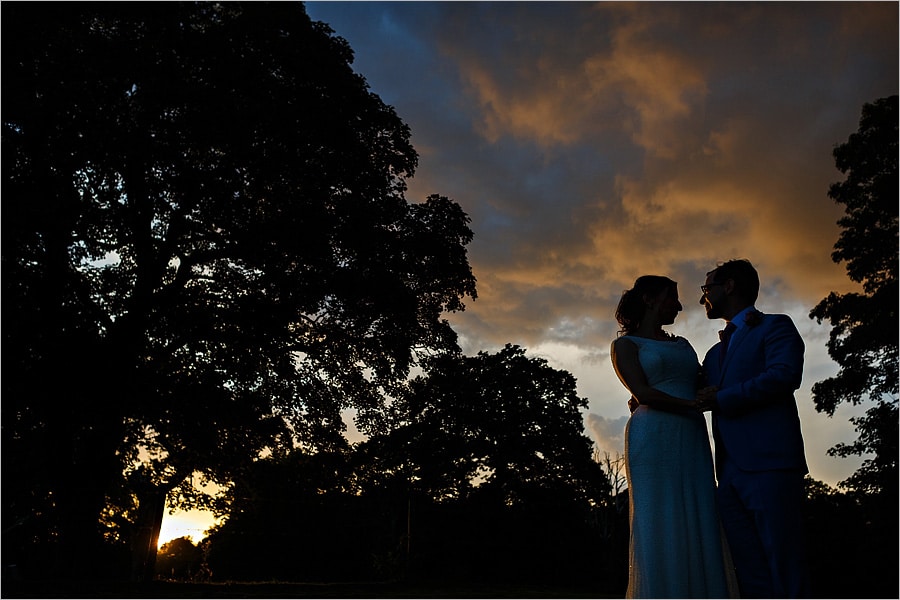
[2,579,621,599]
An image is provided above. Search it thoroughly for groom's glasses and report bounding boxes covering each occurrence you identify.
[700,283,724,295]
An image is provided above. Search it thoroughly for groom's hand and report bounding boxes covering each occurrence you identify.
[628,395,639,413]
[696,386,719,412]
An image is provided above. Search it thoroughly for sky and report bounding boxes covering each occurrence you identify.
[159,1,898,546]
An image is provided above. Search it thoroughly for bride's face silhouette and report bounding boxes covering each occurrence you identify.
[654,285,682,326]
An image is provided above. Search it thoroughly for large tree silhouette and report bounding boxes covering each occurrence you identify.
[808,95,898,589]
[809,95,898,496]
[2,2,475,580]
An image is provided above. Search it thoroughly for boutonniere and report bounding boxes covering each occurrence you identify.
[744,309,763,327]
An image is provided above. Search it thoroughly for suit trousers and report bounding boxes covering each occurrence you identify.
[717,456,811,598]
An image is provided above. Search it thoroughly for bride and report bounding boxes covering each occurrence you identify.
[610,275,737,599]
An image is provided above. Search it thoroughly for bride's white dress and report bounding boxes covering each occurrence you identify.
[623,335,737,599]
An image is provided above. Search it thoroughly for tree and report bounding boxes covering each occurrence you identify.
[808,96,898,590]
[202,450,384,582]
[359,344,607,506]
[155,536,203,581]
[809,95,898,497]
[196,347,615,586]
[592,449,628,593]
[802,476,896,598]
[354,344,609,583]
[2,2,475,580]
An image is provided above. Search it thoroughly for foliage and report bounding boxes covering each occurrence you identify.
[201,348,614,587]
[803,476,898,598]
[155,537,204,582]
[356,344,608,507]
[202,450,386,583]
[591,450,628,590]
[356,344,610,584]
[809,95,898,497]
[2,1,475,579]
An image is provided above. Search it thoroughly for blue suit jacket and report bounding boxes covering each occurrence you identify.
[701,312,808,477]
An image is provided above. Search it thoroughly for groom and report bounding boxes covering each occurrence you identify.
[697,259,811,598]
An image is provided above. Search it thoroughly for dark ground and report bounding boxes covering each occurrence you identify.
[2,580,618,599]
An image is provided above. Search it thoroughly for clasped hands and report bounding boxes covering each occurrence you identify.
[695,386,719,412]
[627,386,719,413]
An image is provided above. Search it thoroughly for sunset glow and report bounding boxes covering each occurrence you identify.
[158,509,218,549]
[302,1,895,487]
[167,1,896,546]
[149,2,898,543]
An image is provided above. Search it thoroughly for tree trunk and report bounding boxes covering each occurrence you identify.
[130,487,167,583]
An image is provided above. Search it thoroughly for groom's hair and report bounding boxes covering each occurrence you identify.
[709,259,759,304]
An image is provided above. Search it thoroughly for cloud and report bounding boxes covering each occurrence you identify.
[586,413,628,458]
[305,1,897,487]
[411,2,893,352]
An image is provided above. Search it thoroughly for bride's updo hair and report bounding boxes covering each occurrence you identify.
[615,275,677,335]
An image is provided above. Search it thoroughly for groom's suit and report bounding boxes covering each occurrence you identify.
[702,308,811,598]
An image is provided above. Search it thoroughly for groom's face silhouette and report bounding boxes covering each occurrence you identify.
[700,272,728,320]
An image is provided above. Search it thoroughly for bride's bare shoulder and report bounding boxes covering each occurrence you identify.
[611,335,637,353]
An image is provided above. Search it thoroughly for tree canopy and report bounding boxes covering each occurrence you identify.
[809,95,898,498]
[203,345,610,585]
[355,344,607,507]
[2,1,475,579]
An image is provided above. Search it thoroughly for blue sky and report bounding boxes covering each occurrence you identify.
[159,1,898,545]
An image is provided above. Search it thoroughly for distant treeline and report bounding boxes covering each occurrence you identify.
[148,460,894,599]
